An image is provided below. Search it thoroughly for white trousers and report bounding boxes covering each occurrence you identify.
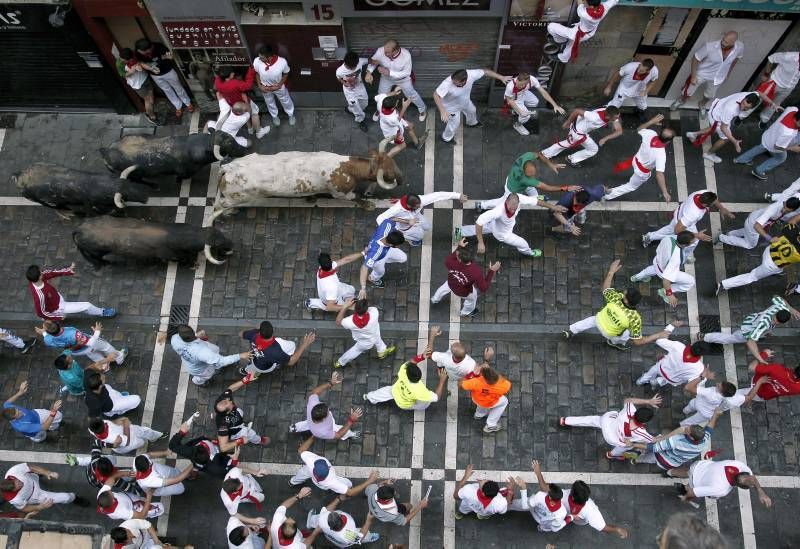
[308,282,356,311]
[28,409,63,442]
[461,222,533,255]
[703,330,746,345]
[397,217,432,244]
[607,86,648,110]
[105,385,141,416]
[568,315,630,345]
[680,399,711,426]
[540,128,598,164]
[378,76,426,114]
[261,85,294,118]
[344,84,369,122]
[230,425,262,445]
[56,298,104,317]
[603,165,652,201]
[633,265,696,293]
[481,181,538,210]
[292,419,357,440]
[760,86,793,122]
[563,414,628,456]
[152,69,191,110]
[72,337,122,364]
[770,179,800,203]
[366,385,433,410]
[338,336,388,366]
[474,395,508,427]
[432,281,478,316]
[509,90,539,123]
[637,360,672,387]
[205,121,248,148]
[29,479,75,505]
[721,247,782,290]
[547,22,596,63]
[646,220,700,255]
[115,425,163,454]
[290,466,353,489]
[0,328,24,349]
[442,101,478,142]
[148,464,184,496]
[368,248,407,282]
[719,224,761,250]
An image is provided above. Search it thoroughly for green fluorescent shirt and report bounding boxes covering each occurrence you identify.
[505,152,541,193]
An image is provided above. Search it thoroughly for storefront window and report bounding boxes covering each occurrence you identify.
[509,0,573,22]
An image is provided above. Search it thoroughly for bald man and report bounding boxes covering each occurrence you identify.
[365,38,426,122]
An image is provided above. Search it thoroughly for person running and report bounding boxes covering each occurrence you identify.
[547,0,619,64]
[358,220,406,291]
[735,106,800,180]
[290,436,378,497]
[736,349,800,403]
[426,325,487,379]
[540,106,623,167]
[2,381,62,443]
[38,320,126,364]
[550,184,607,238]
[109,519,169,549]
[508,460,568,532]
[84,366,141,418]
[170,325,251,387]
[53,353,115,397]
[636,330,710,389]
[718,198,799,250]
[307,494,380,547]
[267,488,322,548]
[459,364,512,433]
[1,462,89,513]
[214,384,271,451]
[220,465,268,518]
[65,440,143,495]
[306,252,361,312]
[134,453,193,497]
[26,263,115,321]
[364,354,448,411]
[685,91,760,164]
[364,478,429,526]
[431,238,499,317]
[434,68,511,144]
[169,413,237,479]
[504,71,565,135]
[757,50,800,126]
[214,66,270,139]
[453,464,513,519]
[290,372,362,440]
[238,322,315,381]
[97,480,163,521]
[134,38,194,118]
[334,298,395,369]
[631,231,700,307]
[337,51,369,132]
[676,459,771,508]
[88,417,163,455]
[562,480,629,538]
[376,192,465,247]
[681,369,758,426]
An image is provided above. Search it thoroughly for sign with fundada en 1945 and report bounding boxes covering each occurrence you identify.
[352,0,491,10]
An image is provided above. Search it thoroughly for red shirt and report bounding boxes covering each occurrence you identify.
[28,266,73,320]
[754,363,800,400]
[444,251,495,297]
[215,67,256,106]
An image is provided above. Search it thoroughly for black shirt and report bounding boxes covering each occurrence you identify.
[84,370,113,416]
[242,329,291,374]
[136,42,175,75]
[215,390,245,437]
[169,432,234,479]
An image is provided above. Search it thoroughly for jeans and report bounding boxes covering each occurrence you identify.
[734,144,788,176]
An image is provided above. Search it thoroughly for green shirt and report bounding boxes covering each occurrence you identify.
[596,288,643,339]
[505,152,540,193]
[391,362,435,409]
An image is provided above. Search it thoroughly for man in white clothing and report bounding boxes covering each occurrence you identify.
[337,51,369,131]
[365,39,426,121]
[290,437,378,496]
[604,58,660,118]
[88,417,163,455]
[426,325,485,380]
[134,453,192,497]
[504,72,565,136]
[267,488,321,548]
[541,105,623,166]
[563,481,629,538]
[334,298,395,368]
[632,232,699,306]
[227,515,266,549]
[676,459,772,508]
[254,45,295,126]
[758,51,799,125]
[453,464,512,519]
[508,460,568,532]
[221,466,267,517]
[376,192,465,246]
[109,519,166,549]
[375,89,426,157]
[681,369,754,426]
[717,198,799,249]
[766,176,800,204]
[685,91,760,164]
[736,107,800,180]
[603,114,674,202]
[434,68,511,144]
[636,336,710,388]
[205,102,253,148]
[547,0,619,64]
[306,252,361,312]
[170,324,251,386]
[96,484,164,521]
[1,462,87,512]
[671,31,744,114]
[308,496,380,547]
[560,396,660,460]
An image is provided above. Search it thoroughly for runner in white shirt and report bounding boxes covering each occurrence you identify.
[305,252,361,312]
[110,518,164,549]
[375,89,426,157]
[289,437,378,496]
[504,72,565,136]
[681,371,748,426]
[453,465,511,519]
[426,325,484,380]
[561,396,660,460]
[631,232,699,306]
[758,51,800,124]
[133,453,192,497]
[376,191,465,246]
[1,462,80,511]
[563,481,629,538]
[718,198,799,249]
[268,488,320,549]
[220,466,267,516]
[365,39,426,121]
[309,498,379,547]
[735,107,800,180]
[434,68,511,143]
[205,101,252,148]
[541,106,623,166]
[88,417,163,455]
[334,298,395,368]
[226,516,266,549]
[603,114,674,202]
[547,0,619,63]
[508,460,568,532]
[604,59,659,115]
[253,45,295,126]
[678,460,772,507]
[336,51,369,131]
[685,91,760,164]
[671,31,744,113]
[636,335,709,388]
[96,484,164,520]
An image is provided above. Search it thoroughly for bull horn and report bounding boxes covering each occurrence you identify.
[113,192,126,209]
[204,244,225,265]
[378,138,391,154]
[213,145,224,162]
[119,165,138,179]
[376,168,397,190]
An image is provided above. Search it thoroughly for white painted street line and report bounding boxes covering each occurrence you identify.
[443,480,456,549]
[0,128,5,151]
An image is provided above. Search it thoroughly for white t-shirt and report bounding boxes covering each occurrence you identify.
[635,129,667,172]
[221,468,261,515]
[709,92,752,126]
[618,62,659,97]
[694,40,744,85]
[375,192,460,228]
[336,59,368,92]
[227,516,262,549]
[457,483,508,517]
[125,66,148,90]
[341,307,382,345]
[435,69,485,112]
[317,261,342,303]
[573,108,610,135]
[367,46,413,83]
[304,394,336,439]
[299,451,350,494]
[655,339,704,385]
[526,490,568,532]
[431,350,476,379]
[690,460,752,499]
[117,519,154,549]
[601,402,654,447]
[3,463,37,509]
[91,419,127,447]
[253,56,290,88]
[270,505,305,548]
[319,507,362,548]
[576,0,618,34]
[652,237,682,283]
[136,458,176,490]
[563,490,606,531]
[375,93,406,140]
[673,190,711,229]
[749,200,786,232]
[97,485,135,520]
[476,193,538,233]
[762,107,799,153]
[503,77,541,100]
[694,380,745,417]
[767,51,800,90]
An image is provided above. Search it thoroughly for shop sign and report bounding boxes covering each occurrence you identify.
[0,5,50,31]
[620,0,800,13]
[352,0,491,10]
[162,20,242,48]
[212,50,250,65]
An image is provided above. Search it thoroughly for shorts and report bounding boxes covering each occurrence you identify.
[132,78,153,99]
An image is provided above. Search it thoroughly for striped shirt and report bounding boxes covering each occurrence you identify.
[646,426,712,469]
[741,296,789,341]
[363,219,397,268]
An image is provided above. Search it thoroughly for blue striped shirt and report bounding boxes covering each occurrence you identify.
[646,427,712,468]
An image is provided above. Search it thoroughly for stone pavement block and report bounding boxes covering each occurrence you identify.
[752,488,800,549]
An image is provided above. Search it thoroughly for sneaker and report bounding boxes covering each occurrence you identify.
[247,127,255,135]
[419,111,427,122]
[703,153,722,164]
[362,393,369,402]
[685,131,698,142]
[120,391,130,397]
[715,282,724,296]
[370,278,385,288]
[358,120,368,133]
[116,347,128,365]
[566,156,579,167]
[304,298,312,310]
[186,104,196,113]
[695,332,705,342]
[144,113,158,126]
[764,192,774,202]
[272,116,281,127]
[372,112,380,122]
[750,169,767,181]
[259,436,271,445]
[606,340,629,351]
[59,385,69,395]
[699,105,708,118]
[631,275,651,283]
[288,424,297,434]
[558,417,566,427]
[440,136,456,145]
[408,239,422,247]
[606,451,626,461]
[362,532,379,543]
[102,308,117,318]
[237,366,248,377]
[466,121,483,127]
[623,451,641,461]
[483,424,502,433]
[349,430,362,440]
[641,234,651,248]
[461,308,479,318]
[72,496,91,507]
[256,126,271,139]
[454,511,465,520]
[527,249,543,258]
[21,338,37,354]
[288,115,296,126]
[758,120,769,130]
[561,330,572,340]
[377,344,397,359]
[513,122,530,136]
[669,98,684,111]
[738,159,753,166]
[65,454,78,466]
[454,227,463,241]
[635,376,648,386]
[657,288,671,305]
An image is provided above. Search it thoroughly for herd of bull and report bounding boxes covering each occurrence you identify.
[12,128,404,268]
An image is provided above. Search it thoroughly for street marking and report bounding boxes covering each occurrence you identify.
[443,480,456,549]
[0,128,5,152]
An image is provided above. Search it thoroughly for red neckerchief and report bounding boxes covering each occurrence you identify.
[376,496,394,505]
[511,78,528,99]
[381,106,395,116]
[585,5,605,19]
[476,488,494,508]
[781,110,798,129]
[226,485,243,501]
[567,494,585,515]
[545,495,562,512]
[387,48,401,60]
[254,334,275,350]
[720,43,734,53]
[724,465,740,485]
[114,544,125,549]
[623,421,633,438]
[135,464,153,480]
[352,312,370,329]
[453,355,463,364]
[2,478,20,501]
[93,464,114,484]
[650,136,666,148]
[98,496,119,514]
[262,55,278,69]
[278,528,295,546]
[318,267,337,279]
[682,347,701,363]
[572,197,588,214]
[505,204,516,218]
[597,109,608,124]
[399,195,413,211]
[632,68,650,81]
[95,422,110,439]
[692,194,708,211]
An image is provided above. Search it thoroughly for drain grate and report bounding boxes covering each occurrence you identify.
[699,315,723,355]
[167,305,190,338]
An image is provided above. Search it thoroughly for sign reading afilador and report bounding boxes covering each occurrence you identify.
[163,21,242,48]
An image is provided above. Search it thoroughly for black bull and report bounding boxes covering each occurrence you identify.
[72,217,233,268]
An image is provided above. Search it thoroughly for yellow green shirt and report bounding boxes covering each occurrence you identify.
[770,223,800,269]
[391,363,435,409]
[596,288,643,339]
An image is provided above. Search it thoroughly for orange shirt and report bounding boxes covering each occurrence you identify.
[461,375,511,408]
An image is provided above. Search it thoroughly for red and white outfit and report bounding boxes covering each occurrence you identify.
[504,76,542,124]
[547,0,618,63]
[89,419,162,455]
[509,489,568,532]
[96,485,164,520]
[375,93,408,144]
[541,107,611,165]
[456,482,508,518]
[2,463,75,509]
[221,467,264,515]
[269,505,305,548]
[430,349,477,380]
[689,460,751,499]
[337,58,369,123]
[604,129,667,201]
[253,55,294,122]
[336,306,388,367]
[760,51,799,123]
[367,45,426,116]
[719,201,785,250]
[307,261,356,311]
[135,455,184,497]
[682,380,746,426]
[608,62,659,110]
[28,266,104,320]
[227,516,265,549]
[645,189,711,250]
[638,337,705,388]
[436,69,485,142]
[376,192,460,244]
[633,235,695,293]
[737,361,800,401]
[681,39,744,100]
[460,193,540,255]
[693,91,756,145]
[562,490,607,531]
[564,401,655,457]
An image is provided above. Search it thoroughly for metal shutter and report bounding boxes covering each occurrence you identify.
[344,17,501,101]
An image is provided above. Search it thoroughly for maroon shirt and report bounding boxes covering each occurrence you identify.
[445,251,495,297]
